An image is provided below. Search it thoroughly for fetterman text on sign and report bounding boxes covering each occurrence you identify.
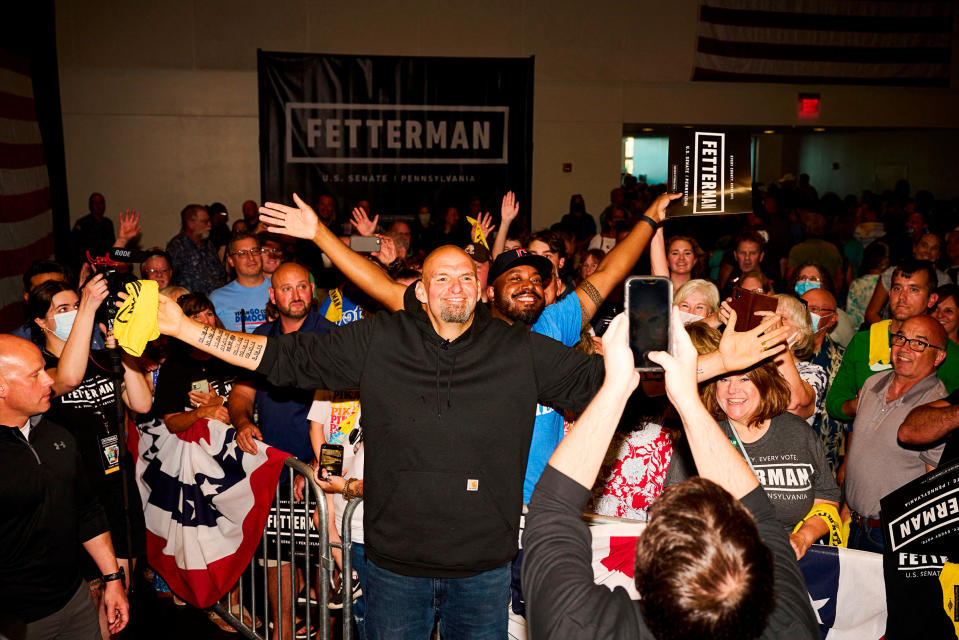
[667,128,752,218]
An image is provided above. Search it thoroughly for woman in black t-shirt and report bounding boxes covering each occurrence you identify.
[152,293,238,432]
[28,277,153,636]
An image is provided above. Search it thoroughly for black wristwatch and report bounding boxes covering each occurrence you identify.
[102,567,125,585]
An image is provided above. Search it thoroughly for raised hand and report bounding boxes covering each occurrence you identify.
[500,191,519,226]
[648,307,699,406]
[259,193,320,241]
[600,313,640,395]
[351,206,380,236]
[372,234,397,266]
[80,273,110,311]
[472,211,496,242]
[116,209,142,242]
[717,308,788,373]
[644,192,682,224]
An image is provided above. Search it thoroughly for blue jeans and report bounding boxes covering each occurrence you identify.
[365,559,510,640]
[847,521,885,554]
[351,543,367,640]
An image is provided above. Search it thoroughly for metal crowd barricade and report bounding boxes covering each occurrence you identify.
[337,498,363,640]
[210,457,364,640]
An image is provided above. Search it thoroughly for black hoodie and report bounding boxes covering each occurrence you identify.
[0,417,109,622]
[255,284,605,577]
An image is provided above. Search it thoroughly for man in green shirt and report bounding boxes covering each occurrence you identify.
[826,259,959,425]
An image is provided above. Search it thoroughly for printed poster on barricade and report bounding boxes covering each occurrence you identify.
[880,458,959,638]
[263,495,321,557]
[258,51,533,222]
[666,128,751,218]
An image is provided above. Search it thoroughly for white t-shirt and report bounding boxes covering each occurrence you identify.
[308,391,364,544]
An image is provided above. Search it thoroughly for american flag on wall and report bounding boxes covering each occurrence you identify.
[693,1,954,87]
[0,50,54,332]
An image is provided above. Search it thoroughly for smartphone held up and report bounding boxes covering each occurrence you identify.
[624,276,673,372]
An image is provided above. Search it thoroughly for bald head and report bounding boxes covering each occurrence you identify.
[422,246,477,281]
[0,335,53,423]
[269,262,313,322]
[416,246,480,334]
[272,261,310,284]
[0,335,38,375]
[891,315,947,380]
[902,315,947,350]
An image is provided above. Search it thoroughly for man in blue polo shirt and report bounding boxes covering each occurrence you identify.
[228,261,335,639]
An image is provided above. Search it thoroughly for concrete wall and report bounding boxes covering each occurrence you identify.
[56,0,959,248]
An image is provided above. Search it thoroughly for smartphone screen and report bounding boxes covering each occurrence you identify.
[625,276,673,371]
[319,444,344,477]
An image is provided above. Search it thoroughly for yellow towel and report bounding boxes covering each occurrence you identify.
[466,216,490,250]
[868,319,893,371]
[324,288,343,323]
[113,279,160,357]
[792,503,845,547]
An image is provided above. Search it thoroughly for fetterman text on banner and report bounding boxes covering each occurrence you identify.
[666,128,751,218]
[880,458,959,639]
[258,51,534,217]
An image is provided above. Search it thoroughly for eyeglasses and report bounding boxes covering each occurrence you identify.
[797,275,822,282]
[261,248,284,257]
[890,333,944,352]
[230,248,262,258]
[143,268,171,276]
[807,305,836,315]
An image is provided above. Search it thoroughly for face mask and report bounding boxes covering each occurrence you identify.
[809,312,822,333]
[794,280,821,296]
[679,310,704,325]
[48,309,77,341]
[419,213,430,227]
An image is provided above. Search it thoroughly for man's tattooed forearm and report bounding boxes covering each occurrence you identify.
[579,279,604,308]
[196,326,261,361]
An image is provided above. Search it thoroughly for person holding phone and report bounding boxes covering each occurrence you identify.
[152,293,236,433]
[665,310,840,560]
[522,310,819,639]
[309,390,366,637]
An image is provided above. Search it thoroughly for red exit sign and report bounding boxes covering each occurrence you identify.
[798,93,820,119]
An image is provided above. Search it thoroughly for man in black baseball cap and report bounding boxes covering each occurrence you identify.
[487,248,553,325]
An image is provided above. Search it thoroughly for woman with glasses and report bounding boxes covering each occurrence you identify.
[28,277,153,638]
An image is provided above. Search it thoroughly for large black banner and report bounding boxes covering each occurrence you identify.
[880,458,959,638]
[258,51,534,222]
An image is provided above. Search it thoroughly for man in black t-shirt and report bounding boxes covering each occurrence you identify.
[899,387,959,464]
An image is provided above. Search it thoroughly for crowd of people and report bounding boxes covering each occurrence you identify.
[2,175,959,640]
